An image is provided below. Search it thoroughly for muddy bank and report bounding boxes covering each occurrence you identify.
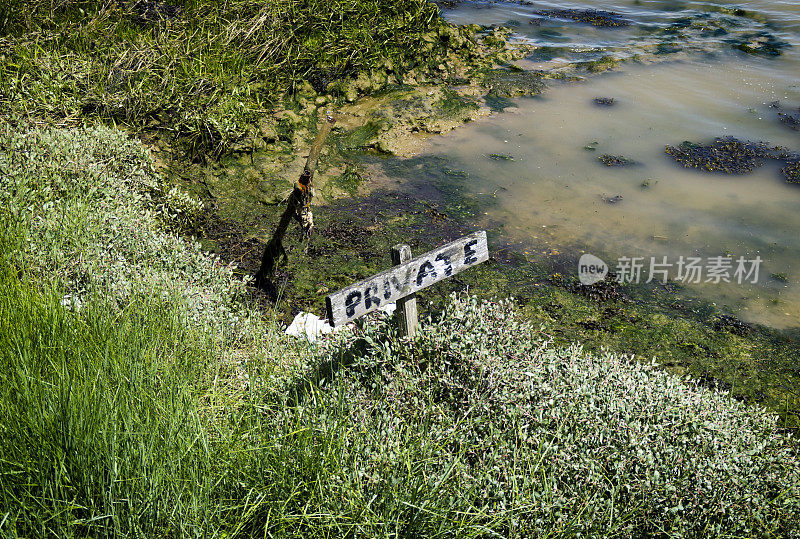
[149,5,800,431]
[189,151,800,431]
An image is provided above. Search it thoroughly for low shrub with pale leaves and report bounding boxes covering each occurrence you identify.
[259,295,800,537]
[0,123,242,332]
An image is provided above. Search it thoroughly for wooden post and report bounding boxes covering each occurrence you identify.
[391,244,418,338]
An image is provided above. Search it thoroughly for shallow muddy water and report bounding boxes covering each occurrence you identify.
[388,1,800,329]
[439,0,800,62]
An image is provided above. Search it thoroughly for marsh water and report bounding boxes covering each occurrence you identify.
[385,0,800,329]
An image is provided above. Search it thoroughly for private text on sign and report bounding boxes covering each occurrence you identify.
[325,231,489,327]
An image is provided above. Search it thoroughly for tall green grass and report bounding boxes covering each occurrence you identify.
[0,261,222,535]
[0,121,250,534]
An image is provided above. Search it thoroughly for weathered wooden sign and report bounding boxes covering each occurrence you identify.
[325,231,489,332]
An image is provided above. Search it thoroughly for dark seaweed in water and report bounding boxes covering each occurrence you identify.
[650,13,789,58]
[731,31,789,57]
[779,111,800,132]
[599,154,635,167]
[782,161,800,184]
[532,9,631,28]
[594,97,615,106]
[550,273,625,303]
[768,101,800,133]
[665,137,789,174]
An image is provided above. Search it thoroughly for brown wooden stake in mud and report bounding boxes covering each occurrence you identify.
[255,112,336,290]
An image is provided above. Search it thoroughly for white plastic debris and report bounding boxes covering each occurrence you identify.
[285,312,334,343]
[379,302,396,315]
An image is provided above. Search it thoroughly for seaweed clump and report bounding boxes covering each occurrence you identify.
[779,111,800,132]
[550,273,625,303]
[732,32,789,57]
[665,137,788,174]
[782,161,800,184]
[585,56,621,73]
[768,101,800,133]
[599,154,635,167]
[594,97,614,106]
[532,9,631,28]
[713,314,753,336]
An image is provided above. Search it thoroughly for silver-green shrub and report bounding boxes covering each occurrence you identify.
[266,295,800,536]
[0,123,242,332]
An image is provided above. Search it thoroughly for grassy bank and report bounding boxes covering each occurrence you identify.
[2,2,800,534]
[2,115,800,538]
